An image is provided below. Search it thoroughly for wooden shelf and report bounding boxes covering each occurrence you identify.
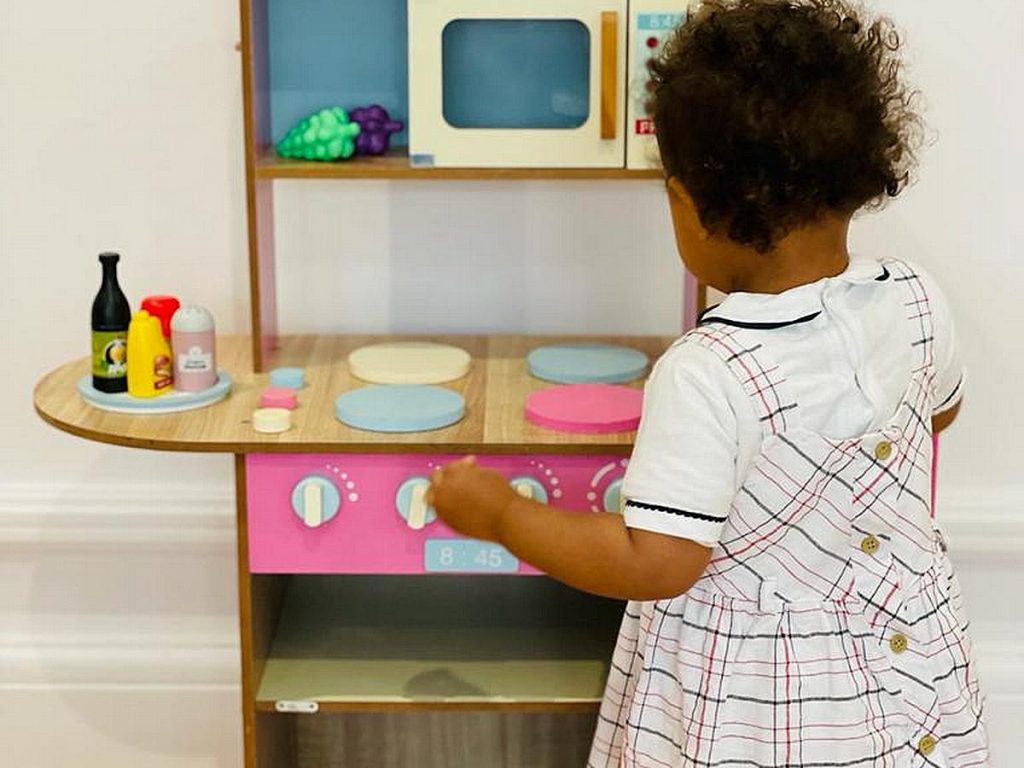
[34,333,673,454]
[255,576,621,712]
[256,147,663,181]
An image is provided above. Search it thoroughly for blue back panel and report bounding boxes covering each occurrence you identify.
[268,0,409,145]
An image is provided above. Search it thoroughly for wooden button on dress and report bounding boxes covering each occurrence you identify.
[890,633,908,654]
[917,735,937,756]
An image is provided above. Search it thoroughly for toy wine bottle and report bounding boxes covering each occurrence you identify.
[91,252,131,393]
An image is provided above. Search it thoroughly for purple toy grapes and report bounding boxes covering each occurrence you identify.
[350,105,404,157]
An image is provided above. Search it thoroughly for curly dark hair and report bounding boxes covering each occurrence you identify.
[649,0,921,252]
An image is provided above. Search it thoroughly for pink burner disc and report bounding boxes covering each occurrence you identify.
[525,383,643,434]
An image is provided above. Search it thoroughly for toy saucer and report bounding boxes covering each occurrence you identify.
[527,343,648,384]
[77,372,232,414]
[335,385,465,433]
[348,342,471,385]
[525,383,643,434]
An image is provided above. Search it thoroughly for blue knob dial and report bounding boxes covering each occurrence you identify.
[509,477,548,504]
[603,479,624,514]
[396,477,437,529]
[291,475,341,528]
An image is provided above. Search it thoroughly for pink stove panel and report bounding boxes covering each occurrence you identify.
[246,454,628,575]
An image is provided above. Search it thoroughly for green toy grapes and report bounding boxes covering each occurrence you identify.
[276,107,361,162]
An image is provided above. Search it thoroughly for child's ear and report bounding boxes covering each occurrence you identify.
[666,177,710,242]
[666,176,687,200]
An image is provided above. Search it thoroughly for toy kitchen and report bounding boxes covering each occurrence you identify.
[34,2,702,767]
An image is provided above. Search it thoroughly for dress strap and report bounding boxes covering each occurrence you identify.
[681,322,799,438]
[881,259,937,390]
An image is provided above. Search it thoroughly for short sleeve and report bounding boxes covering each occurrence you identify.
[918,269,965,414]
[622,341,748,546]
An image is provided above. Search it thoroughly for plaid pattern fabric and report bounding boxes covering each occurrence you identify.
[590,260,988,767]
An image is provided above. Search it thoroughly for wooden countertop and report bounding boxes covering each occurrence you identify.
[34,334,673,455]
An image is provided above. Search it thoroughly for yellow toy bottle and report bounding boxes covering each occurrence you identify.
[127,310,174,397]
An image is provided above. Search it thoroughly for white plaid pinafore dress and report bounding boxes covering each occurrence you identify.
[590,260,988,767]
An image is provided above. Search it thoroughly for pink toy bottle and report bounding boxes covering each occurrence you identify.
[170,305,217,391]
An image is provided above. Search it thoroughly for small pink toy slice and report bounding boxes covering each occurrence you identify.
[260,387,299,410]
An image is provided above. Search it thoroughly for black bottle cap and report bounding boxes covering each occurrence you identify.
[99,252,120,264]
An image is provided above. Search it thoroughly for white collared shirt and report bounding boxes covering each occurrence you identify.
[622,255,964,546]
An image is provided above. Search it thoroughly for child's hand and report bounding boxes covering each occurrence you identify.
[425,456,518,543]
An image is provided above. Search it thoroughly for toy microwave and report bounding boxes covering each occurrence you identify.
[408,0,698,169]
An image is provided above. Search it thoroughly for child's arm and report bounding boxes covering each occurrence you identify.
[426,457,712,601]
[933,400,961,434]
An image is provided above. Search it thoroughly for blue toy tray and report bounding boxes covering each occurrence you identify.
[77,372,233,414]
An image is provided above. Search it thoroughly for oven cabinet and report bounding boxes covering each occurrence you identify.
[408,0,629,168]
[240,452,630,766]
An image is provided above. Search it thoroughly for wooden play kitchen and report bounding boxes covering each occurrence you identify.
[34,2,704,766]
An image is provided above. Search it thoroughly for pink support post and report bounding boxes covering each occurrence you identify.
[682,270,700,332]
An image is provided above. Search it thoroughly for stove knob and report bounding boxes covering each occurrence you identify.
[291,475,341,528]
[396,477,437,530]
[509,477,548,504]
[603,478,625,514]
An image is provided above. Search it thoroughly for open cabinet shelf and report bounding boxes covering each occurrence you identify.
[257,146,665,181]
[254,576,622,713]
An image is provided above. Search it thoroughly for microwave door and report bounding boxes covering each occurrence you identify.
[409,0,628,168]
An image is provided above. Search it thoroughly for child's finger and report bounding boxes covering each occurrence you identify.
[457,455,477,466]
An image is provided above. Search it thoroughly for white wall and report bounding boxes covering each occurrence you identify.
[1,1,1021,766]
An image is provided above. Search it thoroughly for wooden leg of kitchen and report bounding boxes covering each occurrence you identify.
[236,453,293,766]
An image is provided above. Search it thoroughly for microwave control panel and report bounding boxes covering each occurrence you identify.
[627,2,695,169]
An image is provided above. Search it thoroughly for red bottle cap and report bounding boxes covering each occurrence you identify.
[141,296,180,338]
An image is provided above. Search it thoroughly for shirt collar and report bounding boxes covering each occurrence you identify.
[699,256,890,330]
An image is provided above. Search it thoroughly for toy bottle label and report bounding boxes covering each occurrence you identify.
[92,331,128,379]
[179,346,213,373]
[154,355,173,390]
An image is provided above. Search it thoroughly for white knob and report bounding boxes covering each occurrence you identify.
[514,481,534,499]
[407,482,429,531]
[302,482,323,528]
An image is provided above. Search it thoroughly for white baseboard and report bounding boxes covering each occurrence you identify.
[0,483,238,690]
[936,487,1024,556]
[0,482,1021,695]
[0,483,235,550]
[0,638,239,690]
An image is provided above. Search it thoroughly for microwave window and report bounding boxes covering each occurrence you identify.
[442,19,590,129]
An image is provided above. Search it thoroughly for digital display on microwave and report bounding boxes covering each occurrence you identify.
[441,19,591,130]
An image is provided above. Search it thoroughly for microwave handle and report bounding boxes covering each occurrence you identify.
[600,11,619,140]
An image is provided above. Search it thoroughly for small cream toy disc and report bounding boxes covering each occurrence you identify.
[253,407,292,434]
[348,342,471,385]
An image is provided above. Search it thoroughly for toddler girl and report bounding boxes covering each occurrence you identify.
[427,1,988,764]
